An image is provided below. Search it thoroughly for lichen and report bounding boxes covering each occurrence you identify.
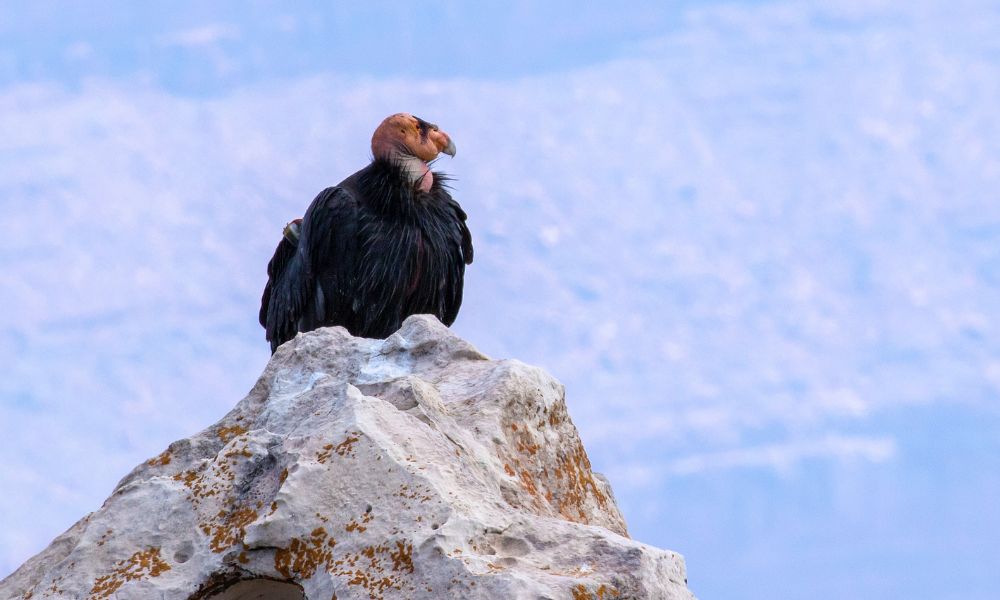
[217,424,248,443]
[89,547,171,599]
[345,511,374,534]
[204,507,259,553]
[569,582,622,599]
[274,527,336,579]
[146,450,172,467]
[317,443,335,464]
[554,442,609,520]
[273,523,417,600]
[388,541,414,573]
[334,433,361,458]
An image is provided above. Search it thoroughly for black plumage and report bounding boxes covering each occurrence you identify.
[259,157,473,353]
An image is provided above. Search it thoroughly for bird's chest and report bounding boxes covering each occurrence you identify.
[360,205,451,290]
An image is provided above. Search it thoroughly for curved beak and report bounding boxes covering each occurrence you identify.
[429,127,457,158]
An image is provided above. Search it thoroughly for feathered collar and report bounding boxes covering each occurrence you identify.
[359,157,451,215]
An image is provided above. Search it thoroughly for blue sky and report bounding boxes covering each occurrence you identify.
[2,1,999,598]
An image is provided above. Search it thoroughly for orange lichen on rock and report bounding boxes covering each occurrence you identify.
[274,527,337,579]
[274,530,416,599]
[335,433,361,457]
[172,467,224,507]
[173,469,209,499]
[393,484,423,501]
[389,541,414,573]
[345,519,367,533]
[599,585,621,599]
[571,583,622,599]
[204,507,258,553]
[145,450,172,467]
[89,547,171,599]
[347,572,395,597]
[217,424,248,443]
[223,446,253,459]
[317,443,335,464]
[510,425,541,457]
[519,469,539,497]
[95,529,113,547]
[345,510,374,534]
[554,442,609,520]
[518,441,540,456]
[498,396,616,530]
[172,437,262,512]
[340,541,414,598]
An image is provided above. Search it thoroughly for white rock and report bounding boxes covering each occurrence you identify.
[2,315,695,600]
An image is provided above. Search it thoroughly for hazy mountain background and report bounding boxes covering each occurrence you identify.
[2,1,999,597]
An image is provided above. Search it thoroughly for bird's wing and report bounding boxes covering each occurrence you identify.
[260,224,311,353]
[441,195,474,326]
[259,232,297,329]
[447,196,474,266]
[260,186,359,353]
[299,185,361,333]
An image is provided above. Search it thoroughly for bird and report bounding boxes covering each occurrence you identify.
[259,113,474,353]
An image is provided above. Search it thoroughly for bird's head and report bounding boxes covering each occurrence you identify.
[371,113,456,163]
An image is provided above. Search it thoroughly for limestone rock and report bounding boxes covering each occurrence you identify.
[2,315,694,599]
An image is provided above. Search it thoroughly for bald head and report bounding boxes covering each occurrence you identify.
[371,113,456,162]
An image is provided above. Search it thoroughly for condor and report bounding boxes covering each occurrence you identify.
[260,113,473,353]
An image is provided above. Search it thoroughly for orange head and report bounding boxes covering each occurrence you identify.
[371,113,456,162]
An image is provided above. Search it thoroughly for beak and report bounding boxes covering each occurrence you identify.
[442,136,457,158]
[427,127,457,158]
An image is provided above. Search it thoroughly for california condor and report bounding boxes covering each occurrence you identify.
[259,113,473,353]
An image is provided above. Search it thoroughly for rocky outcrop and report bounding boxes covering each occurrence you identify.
[2,316,694,599]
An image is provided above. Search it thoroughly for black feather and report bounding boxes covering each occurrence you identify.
[260,158,473,353]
